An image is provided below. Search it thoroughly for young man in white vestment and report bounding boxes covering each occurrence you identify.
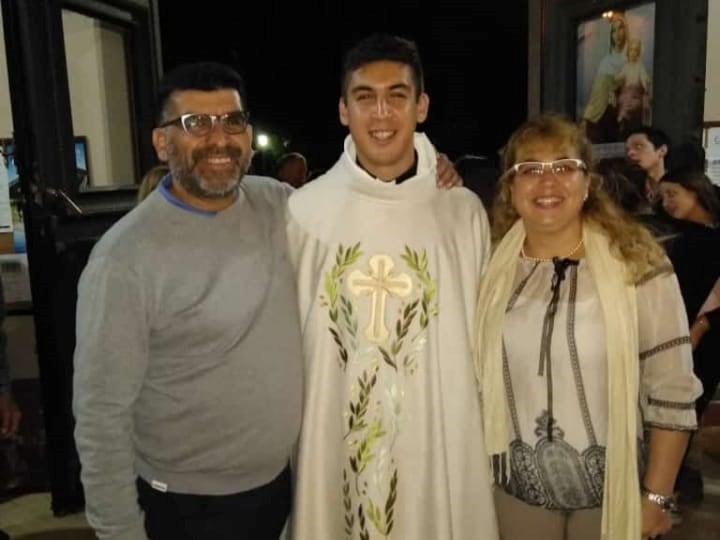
[287,33,499,540]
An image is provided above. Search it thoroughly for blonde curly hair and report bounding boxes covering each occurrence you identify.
[137,164,170,203]
[491,112,668,284]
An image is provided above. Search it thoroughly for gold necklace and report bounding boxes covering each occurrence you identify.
[520,237,584,262]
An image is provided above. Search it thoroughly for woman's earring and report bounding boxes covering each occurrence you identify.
[583,191,589,202]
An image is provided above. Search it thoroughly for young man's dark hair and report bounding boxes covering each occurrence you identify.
[340,33,425,99]
[155,62,248,123]
[625,125,670,151]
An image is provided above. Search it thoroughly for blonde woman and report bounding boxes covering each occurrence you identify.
[137,164,170,203]
[475,113,701,539]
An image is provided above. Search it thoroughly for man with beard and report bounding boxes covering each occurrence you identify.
[73,62,303,540]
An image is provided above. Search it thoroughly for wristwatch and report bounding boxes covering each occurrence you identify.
[641,486,678,513]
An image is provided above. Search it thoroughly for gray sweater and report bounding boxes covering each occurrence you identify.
[73,176,303,539]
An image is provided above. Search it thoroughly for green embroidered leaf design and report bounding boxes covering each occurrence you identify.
[386,469,397,533]
[341,246,438,536]
[323,243,363,370]
[396,245,439,374]
[359,503,370,540]
[343,469,354,537]
[344,242,363,266]
[341,296,357,340]
[367,501,384,535]
[381,297,419,370]
[325,272,338,310]
[366,467,398,536]
[379,347,397,369]
[345,368,377,438]
[354,419,386,476]
[402,245,438,333]
[330,328,343,347]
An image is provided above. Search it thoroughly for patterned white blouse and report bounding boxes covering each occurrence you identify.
[500,257,701,511]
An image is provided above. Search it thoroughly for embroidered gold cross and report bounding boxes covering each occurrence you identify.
[349,254,413,343]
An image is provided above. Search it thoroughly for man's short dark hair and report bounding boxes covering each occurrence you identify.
[625,125,671,150]
[155,62,248,124]
[340,34,425,100]
[275,152,307,173]
[276,152,307,166]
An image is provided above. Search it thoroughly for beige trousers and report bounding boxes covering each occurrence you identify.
[494,488,602,540]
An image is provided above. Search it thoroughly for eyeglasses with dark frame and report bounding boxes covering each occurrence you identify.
[159,111,251,137]
[505,158,587,180]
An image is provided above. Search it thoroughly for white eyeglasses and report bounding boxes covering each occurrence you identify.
[159,111,250,137]
[507,158,587,179]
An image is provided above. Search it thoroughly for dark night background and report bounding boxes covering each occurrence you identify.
[157,1,529,176]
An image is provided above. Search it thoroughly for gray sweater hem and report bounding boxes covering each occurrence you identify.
[135,456,289,495]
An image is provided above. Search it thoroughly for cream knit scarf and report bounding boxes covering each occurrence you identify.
[475,219,641,539]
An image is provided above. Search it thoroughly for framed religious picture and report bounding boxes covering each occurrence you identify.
[533,0,707,170]
[576,3,656,150]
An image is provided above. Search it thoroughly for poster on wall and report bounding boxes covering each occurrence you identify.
[576,3,656,154]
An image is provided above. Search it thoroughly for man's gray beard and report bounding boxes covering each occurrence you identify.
[174,169,243,199]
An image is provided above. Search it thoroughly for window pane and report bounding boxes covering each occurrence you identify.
[62,9,135,188]
[0,7,27,255]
